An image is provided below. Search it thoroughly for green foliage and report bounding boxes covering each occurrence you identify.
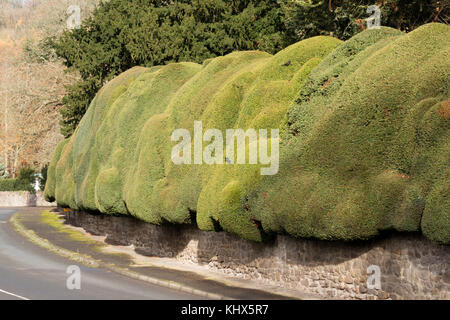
[0,167,36,192]
[46,35,340,229]
[53,137,77,208]
[17,167,35,183]
[59,78,102,138]
[46,24,450,244]
[422,168,450,244]
[44,139,67,202]
[0,179,16,191]
[52,0,448,138]
[39,164,49,191]
[248,23,450,243]
[196,36,341,240]
[281,0,448,41]
[53,0,290,137]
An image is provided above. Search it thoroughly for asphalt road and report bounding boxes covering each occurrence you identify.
[0,208,202,300]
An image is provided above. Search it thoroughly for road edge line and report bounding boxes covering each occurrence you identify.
[9,213,229,300]
[0,288,30,300]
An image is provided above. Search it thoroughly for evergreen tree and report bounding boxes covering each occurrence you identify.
[53,0,289,137]
[54,0,448,137]
[281,0,447,41]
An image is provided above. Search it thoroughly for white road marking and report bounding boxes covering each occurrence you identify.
[0,288,30,300]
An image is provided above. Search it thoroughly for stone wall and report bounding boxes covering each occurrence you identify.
[0,191,55,207]
[65,210,449,300]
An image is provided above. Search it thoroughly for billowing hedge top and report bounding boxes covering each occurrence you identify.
[45,24,450,244]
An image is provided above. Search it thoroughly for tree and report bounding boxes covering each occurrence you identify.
[52,0,290,137]
[0,0,97,175]
[280,0,448,41]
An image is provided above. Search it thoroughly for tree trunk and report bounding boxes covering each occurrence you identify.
[3,89,8,174]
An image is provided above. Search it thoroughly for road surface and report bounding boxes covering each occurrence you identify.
[0,208,201,300]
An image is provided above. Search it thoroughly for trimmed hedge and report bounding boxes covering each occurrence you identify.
[249,23,450,244]
[45,24,450,244]
[0,168,36,192]
[0,179,20,191]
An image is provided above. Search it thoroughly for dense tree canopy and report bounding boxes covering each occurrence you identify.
[281,0,448,41]
[53,0,289,137]
[54,0,448,137]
